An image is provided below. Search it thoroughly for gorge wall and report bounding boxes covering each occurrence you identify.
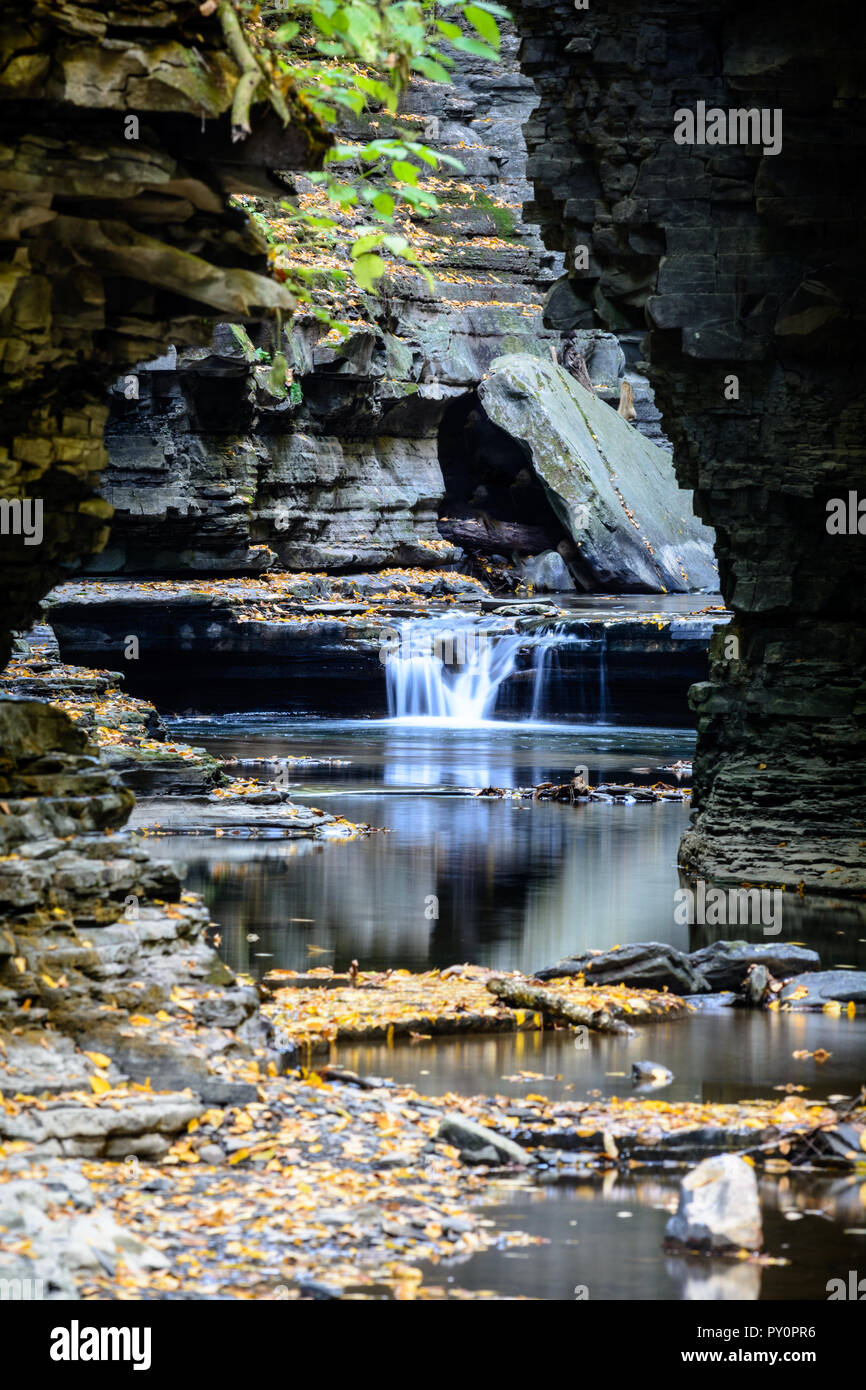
[508,0,866,894]
[91,30,568,578]
[0,0,320,667]
[0,2,322,1072]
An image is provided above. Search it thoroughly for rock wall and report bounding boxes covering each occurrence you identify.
[0,1,324,1097]
[91,30,567,575]
[0,0,322,666]
[509,0,866,895]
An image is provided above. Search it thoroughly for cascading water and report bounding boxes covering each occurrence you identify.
[385,619,523,722]
[385,617,613,723]
[530,623,579,720]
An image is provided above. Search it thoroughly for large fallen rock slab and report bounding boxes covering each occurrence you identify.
[477,354,717,593]
[665,1154,762,1253]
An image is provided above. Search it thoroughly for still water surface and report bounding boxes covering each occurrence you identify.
[154,714,865,1299]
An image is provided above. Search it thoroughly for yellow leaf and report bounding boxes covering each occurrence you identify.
[228,1148,249,1165]
[83,1051,112,1069]
[89,1074,111,1095]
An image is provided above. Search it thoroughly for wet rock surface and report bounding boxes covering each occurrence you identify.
[92,31,566,580]
[779,972,866,1009]
[0,0,321,670]
[536,939,823,996]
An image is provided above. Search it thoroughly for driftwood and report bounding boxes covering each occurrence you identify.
[487,976,636,1036]
[618,379,637,421]
[438,516,554,556]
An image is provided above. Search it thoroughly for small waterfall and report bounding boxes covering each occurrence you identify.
[385,617,613,723]
[530,623,572,720]
[385,619,524,722]
[597,628,609,721]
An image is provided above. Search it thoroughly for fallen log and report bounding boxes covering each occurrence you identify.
[487,976,636,1036]
[437,516,556,557]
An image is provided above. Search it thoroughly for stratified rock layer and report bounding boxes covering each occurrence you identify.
[0,0,323,666]
[91,30,565,576]
[509,0,866,893]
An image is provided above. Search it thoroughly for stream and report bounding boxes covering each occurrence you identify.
[150,633,865,1301]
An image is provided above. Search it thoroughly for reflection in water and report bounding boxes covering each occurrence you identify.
[338,1008,866,1106]
[163,720,703,977]
[153,714,866,1300]
[429,1171,866,1301]
[162,798,693,977]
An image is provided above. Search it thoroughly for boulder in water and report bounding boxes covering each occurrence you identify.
[689,941,820,991]
[477,354,717,593]
[779,970,866,1008]
[665,1154,762,1253]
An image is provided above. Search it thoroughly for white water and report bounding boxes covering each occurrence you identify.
[385,620,523,722]
[385,618,611,724]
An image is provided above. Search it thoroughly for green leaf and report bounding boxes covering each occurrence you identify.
[372,192,396,218]
[448,34,498,60]
[273,22,300,43]
[401,185,439,212]
[406,142,440,167]
[267,352,289,398]
[435,19,462,39]
[355,75,396,107]
[382,234,411,256]
[411,57,453,83]
[351,232,385,257]
[465,5,501,47]
[391,159,419,185]
[352,253,386,292]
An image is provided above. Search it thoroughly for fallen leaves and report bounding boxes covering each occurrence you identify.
[264,965,688,1052]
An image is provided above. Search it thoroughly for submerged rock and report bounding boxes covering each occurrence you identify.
[665,1154,762,1253]
[477,354,717,593]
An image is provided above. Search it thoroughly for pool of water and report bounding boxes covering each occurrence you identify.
[151,712,865,1300]
[414,1172,866,1301]
[161,717,696,976]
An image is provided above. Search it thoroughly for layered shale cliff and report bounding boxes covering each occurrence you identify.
[508,0,866,894]
[92,31,568,578]
[0,1,324,1088]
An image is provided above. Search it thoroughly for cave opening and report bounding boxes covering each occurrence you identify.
[436,390,584,589]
